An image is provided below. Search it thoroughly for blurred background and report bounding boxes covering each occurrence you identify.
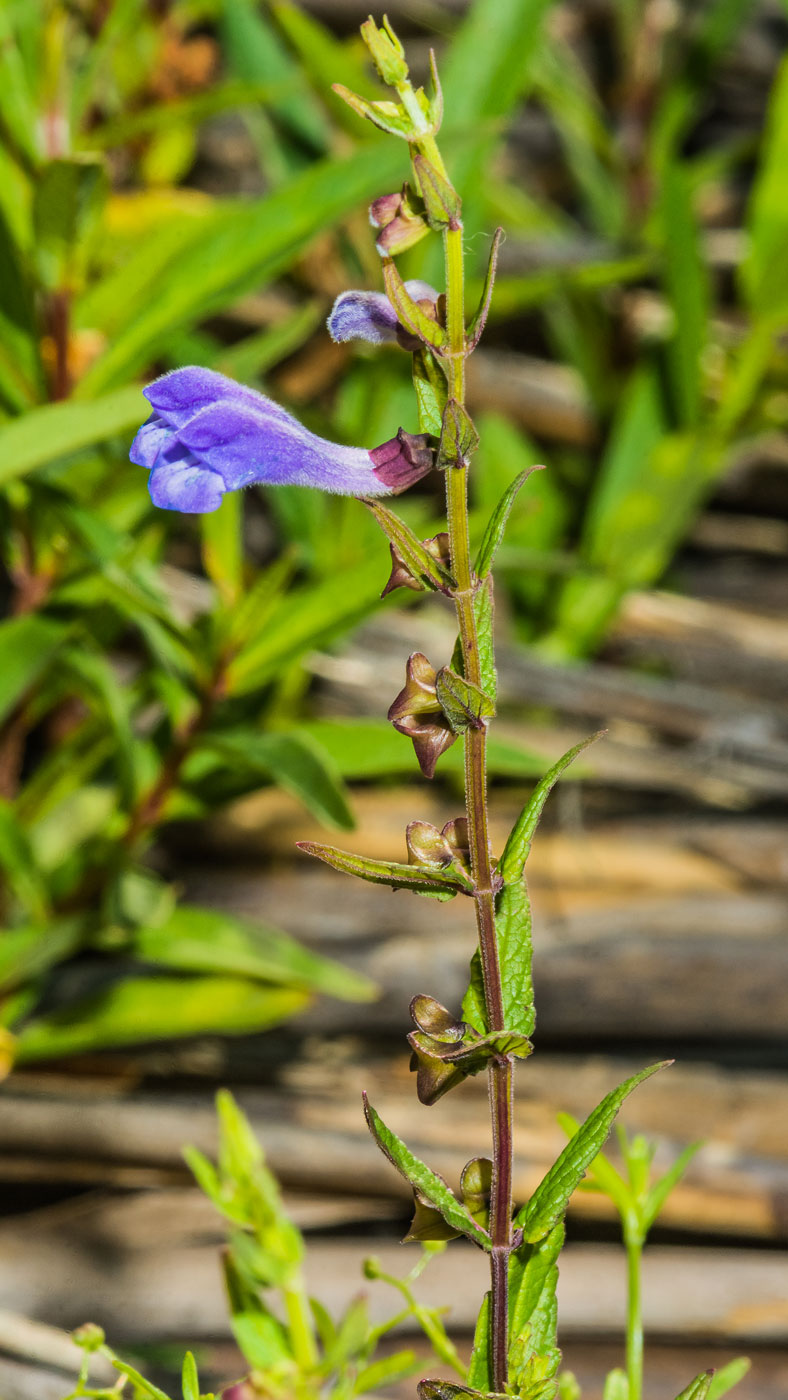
[0,0,787,1395]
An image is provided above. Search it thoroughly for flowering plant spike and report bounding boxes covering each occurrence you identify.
[128,19,747,1400]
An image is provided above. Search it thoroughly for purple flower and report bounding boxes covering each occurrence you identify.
[130,367,433,513]
[328,281,438,348]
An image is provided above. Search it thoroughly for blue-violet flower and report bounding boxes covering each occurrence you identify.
[130,366,433,513]
[328,280,438,349]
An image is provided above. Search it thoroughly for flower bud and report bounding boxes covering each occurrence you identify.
[370,185,429,256]
[361,16,409,86]
[221,1383,259,1400]
[369,191,403,228]
[72,1323,105,1351]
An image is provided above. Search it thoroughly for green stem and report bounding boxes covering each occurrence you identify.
[285,1283,318,1370]
[442,197,513,1396]
[625,1234,644,1400]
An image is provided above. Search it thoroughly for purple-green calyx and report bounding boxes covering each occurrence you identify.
[130,366,433,512]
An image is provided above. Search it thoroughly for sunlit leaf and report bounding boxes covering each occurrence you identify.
[16,977,312,1061]
[516,1064,668,1241]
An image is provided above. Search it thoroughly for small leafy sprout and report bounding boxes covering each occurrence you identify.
[181,1092,467,1400]
[558,1117,704,1251]
[558,1121,748,1400]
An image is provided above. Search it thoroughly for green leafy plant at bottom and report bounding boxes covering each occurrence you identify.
[57,1094,749,1400]
[60,1092,466,1400]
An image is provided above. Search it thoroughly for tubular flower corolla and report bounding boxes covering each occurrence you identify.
[327,280,438,348]
[130,367,433,512]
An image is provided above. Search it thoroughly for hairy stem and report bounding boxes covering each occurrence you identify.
[443,213,513,1393]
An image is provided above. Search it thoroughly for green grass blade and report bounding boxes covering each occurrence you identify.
[15,976,312,1061]
[133,905,375,1003]
[0,615,69,723]
[205,729,355,831]
[0,385,143,485]
[659,161,710,426]
[494,880,534,1037]
[76,142,408,393]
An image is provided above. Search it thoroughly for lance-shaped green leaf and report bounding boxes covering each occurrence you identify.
[222,1251,292,1368]
[468,227,503,350]
[111,1362,171,1400]
[510,1222,563,1351]
[383,257,446,350]
[557,1112,631,1218]
[413,152,462,229]
[354,1352,424,1395]
[363,1096,491,1248]
[331,85,414,138]
[297,841,469,899]
[181,1352,200,1400]
[707,1359,750,1398]
[642,1138,704,1233]
[33,156,108,290]
[438,399,480,469]
[466,1293,492,1391]
[515,1063,669,1242]
[498,733,603,884]
[673,1372,715,1400]
[413,348,447,435]
[602,1370,629,1400]
[364,499,454,594]
[495,878,535,1038]
[461,949,488,1035]
[204,729,354,831]
[474,464,545,581]
[0,383,145,486]
[474,577,498,705]
[436,666,495,734]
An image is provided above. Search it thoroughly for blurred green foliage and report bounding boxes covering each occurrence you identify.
[0,0,786,1061]
[61,1095,748,1400]
[64,1090,466,1400]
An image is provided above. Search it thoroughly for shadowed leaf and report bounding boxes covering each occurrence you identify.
[364,1096,491,1248]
